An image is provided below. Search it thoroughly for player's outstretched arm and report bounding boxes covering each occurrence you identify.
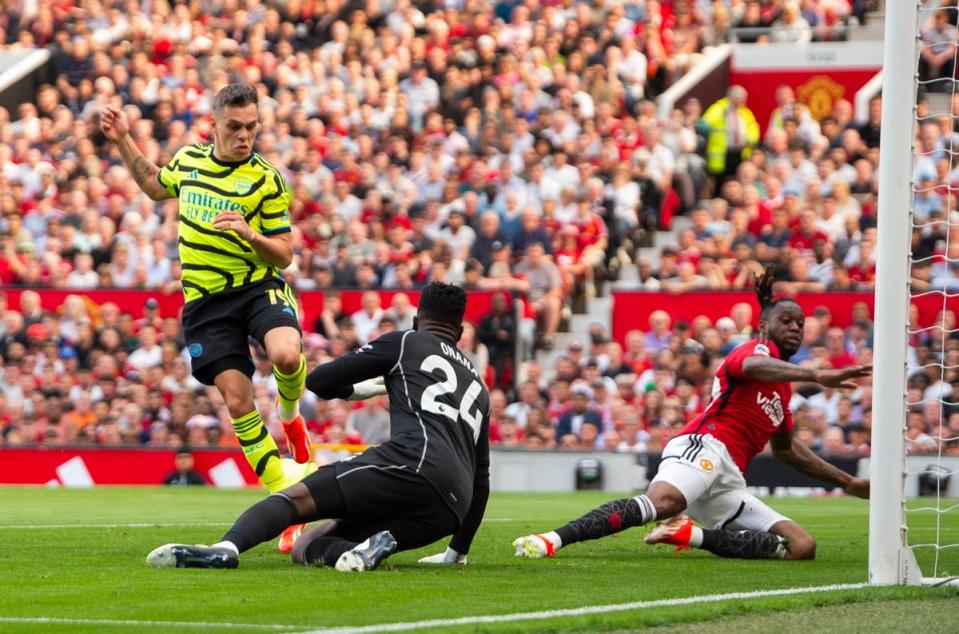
[99,105,173,202]
[743,356,872,389]
[305,332,401,400]
[771,432,870,498]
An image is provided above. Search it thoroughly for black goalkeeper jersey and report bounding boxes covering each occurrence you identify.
[307,330,491,524]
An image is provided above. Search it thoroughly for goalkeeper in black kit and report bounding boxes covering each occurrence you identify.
[147,283,491,571]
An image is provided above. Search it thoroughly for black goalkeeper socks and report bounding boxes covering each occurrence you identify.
[302,536,359,567]
[700,528,786,559]
[221,493,299,553]
[555,496,656,546]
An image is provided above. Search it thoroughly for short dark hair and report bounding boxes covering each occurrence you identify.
[417,282,467,327]
[212,83,258,114]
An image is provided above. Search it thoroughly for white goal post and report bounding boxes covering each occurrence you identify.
[868,0,919,586]
[869,0,959,587]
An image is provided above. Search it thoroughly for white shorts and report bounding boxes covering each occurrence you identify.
[651,433,790,533]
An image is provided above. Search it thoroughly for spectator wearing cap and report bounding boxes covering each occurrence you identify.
[135,297,163,333]
[556,383,602,442]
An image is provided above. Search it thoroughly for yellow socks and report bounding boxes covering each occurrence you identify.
[232,410,287,492]
[274,354,306,421]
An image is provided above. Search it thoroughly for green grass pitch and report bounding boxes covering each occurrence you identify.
[0,487,956,633]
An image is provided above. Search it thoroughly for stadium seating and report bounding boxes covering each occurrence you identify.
[4,0,953,463]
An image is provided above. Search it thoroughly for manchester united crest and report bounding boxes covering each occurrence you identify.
[796,75,845,121]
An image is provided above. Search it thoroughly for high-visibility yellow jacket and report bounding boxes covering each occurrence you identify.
[700,97,760,175]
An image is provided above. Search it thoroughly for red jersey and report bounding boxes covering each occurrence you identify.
[679,339,794,473]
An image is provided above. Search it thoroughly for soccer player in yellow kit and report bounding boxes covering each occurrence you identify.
[100,83,310,552]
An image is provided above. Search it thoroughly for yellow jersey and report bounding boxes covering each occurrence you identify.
[157,144,292,303]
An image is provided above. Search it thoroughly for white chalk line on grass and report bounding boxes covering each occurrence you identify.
[0,583,874,632]
[298,582,873,634]
[0,522,233,529]
[0,617,300,630]
[0,519,519,529]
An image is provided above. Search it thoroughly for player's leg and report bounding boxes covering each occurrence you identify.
[292,481,458,572]
[263,325,310,463]
[646,490,803,560]
[291,521,399,573]
[251,281,310,463]
[147,466,340,568]
[215,369,288,493]
[514,434,714,557]
[182,297,292,492]
[768,520,816,560]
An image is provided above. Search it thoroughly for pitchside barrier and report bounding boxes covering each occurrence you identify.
[3,446,953,496]
[0,288,498,331]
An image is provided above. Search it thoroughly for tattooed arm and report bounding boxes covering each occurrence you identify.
[100,105,173,202]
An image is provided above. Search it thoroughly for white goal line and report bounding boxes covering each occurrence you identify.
[0,583,872,632]
[0,518,520,530]
[0,522,234,530]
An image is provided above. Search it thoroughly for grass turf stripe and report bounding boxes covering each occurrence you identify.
[0,617,299,630]
[298,583,872,634]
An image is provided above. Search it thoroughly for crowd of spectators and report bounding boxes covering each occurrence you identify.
[0,1,882,320]
[2,0,956,463]
[2,284,958,462]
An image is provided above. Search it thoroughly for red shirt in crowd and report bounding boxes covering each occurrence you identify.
[788,229,830,253]
[847,263,876,285]
[679,339,794,474]
[574,212,607,250]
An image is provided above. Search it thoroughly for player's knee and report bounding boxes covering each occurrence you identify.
[290,537,309,565]
[652,496,685,519]
[270,348,301,374]
[222,391,255,419]
[787,536,816,560]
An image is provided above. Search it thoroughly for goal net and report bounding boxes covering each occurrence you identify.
[870,0,959,586]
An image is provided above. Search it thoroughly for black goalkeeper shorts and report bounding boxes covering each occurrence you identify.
[181,277,301,385]
[301,460,460,552]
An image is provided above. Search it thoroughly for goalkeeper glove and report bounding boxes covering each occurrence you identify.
[346,376,387,401]
[417,547,467,565]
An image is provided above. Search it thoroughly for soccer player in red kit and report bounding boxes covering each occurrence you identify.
[514,268,871,561]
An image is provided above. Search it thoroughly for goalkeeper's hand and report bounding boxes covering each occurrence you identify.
[347,377,387,401]
[417,547,467,565]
